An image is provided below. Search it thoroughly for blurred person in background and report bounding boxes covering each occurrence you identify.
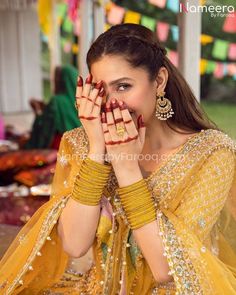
[25,64,81,149]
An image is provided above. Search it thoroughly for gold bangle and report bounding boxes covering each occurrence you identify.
[117,179,156,230]
[71,157,112,206]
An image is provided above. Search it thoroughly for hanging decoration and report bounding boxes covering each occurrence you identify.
[107,3,125,25]
[67,0,81,22]
[223,12,236,33]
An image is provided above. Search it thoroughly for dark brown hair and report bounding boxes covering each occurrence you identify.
[86,23,219,134]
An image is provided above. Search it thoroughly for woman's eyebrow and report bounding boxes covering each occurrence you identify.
[108,77,134,86]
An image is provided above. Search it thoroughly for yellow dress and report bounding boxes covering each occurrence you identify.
[0,127,236,294]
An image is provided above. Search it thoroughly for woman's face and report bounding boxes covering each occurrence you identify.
[91,55,158,124]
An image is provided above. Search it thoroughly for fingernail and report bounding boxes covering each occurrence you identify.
[99,87,105,97]
[119,101,127,110]
[111,99,119,109]
[105,102,111,112]
[86,73,93,84]
[101,112,107,123]
[77,76,83,87]
[139,115,145,128]
[95,80,103,89]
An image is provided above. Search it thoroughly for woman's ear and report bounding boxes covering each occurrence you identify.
[155,67,168,93]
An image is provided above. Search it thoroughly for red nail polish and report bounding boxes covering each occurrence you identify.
[138,115,145,128]
[105,102,111,112]
[101,112,107,123]
[111,99,119,109]
[86,73,93,84]
[119,101,127,110]
[95,80,103,89]
[99,87,105,97]
[77,76,83,87]
[137,115,141,129]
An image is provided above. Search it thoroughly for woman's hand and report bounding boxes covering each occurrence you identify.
[75,74,106,160]
[101,99,146,186]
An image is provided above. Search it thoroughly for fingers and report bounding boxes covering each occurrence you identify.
[75,73,104,120]
[84,80,103,114]
[75,76,83,114]
[119,101,138,139]
[92,87,105,117]
[101,112,112,145]
[137,115,146,146]
[104,99,141,144]
[106,101,122,142]
[79,74,93,113]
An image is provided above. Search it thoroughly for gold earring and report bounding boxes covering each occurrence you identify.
[155,91,174,120]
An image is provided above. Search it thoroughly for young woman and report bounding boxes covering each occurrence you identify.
[0,24,236,295]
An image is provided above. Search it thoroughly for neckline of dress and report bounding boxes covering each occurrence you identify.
[144,129,207,181]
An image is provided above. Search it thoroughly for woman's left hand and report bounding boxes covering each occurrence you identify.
[101,99,146,171]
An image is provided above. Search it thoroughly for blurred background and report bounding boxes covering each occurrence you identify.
[0,0,235,263]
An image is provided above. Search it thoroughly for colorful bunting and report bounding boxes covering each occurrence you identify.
[74,17,81,36]
[107,3,125,25]
[67,0,80,22]
[200,59,208,75]
[205,61,216,74]
[37,0,53,36]
[214,63,224,79]
[62,16,73,33]
[201,34,214,45]
[64,41,72,53]
[156,21,169,42]
[168,50,178,67]
[171,25,179,42]
[141,15,156,31]
[148,0,166,8]
[228,63,236,76]
[223,12,236,33]
[166,0,179,13]
[104,3,236,78]
[124,10,141,24]
[72,43,79,54]
[228,43,236,60]
[212,39,229,60]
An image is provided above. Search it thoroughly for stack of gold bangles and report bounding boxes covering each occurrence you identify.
[71,157,112,205]
[117,179,157,230]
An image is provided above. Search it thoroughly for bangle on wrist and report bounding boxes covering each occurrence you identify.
[71,156,112,206]
[117,179,157,229]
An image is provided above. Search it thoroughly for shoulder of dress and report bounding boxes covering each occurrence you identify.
[204,129,236,152]
[198,129,236,161]
[62,126,89,157]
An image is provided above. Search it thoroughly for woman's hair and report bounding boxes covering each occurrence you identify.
[87,23,219,134]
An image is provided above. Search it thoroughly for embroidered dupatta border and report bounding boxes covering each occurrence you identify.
[5,195,70,294]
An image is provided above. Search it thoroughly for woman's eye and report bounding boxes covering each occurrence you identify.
[117,84,131,92]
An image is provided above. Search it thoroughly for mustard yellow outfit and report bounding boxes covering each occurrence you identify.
[0,127,236,294]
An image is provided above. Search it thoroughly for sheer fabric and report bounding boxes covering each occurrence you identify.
[0,127,236,294]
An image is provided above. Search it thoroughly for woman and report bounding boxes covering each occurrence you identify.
[25,64,81,149]
[0,24,236,294]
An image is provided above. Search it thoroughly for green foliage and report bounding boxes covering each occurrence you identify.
[202,101,236,138]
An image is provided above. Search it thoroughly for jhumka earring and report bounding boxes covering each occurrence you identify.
[155,91,174,120]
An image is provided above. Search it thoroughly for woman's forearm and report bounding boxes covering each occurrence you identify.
[57,153,110,258]
[57,198,101,258]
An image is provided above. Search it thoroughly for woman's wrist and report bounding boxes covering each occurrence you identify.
[117,179,157,229]
[112,160,143,187]
[71,157,111,205]
[88,150,106,164]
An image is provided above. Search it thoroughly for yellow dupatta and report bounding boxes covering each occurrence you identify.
[0,127,236,295]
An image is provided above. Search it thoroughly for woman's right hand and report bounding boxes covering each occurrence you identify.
[75,74,106,161]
